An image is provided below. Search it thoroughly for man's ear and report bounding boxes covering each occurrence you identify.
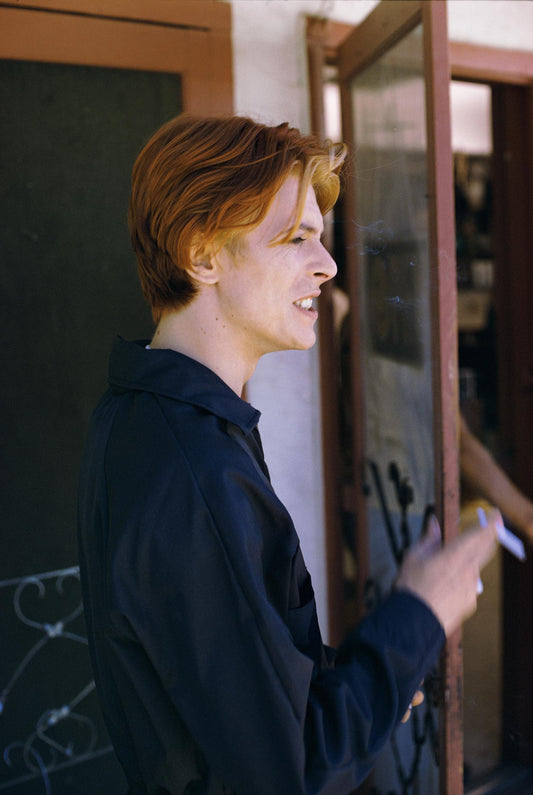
[185,244,221,286]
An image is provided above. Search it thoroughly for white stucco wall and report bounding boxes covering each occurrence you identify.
[230,0,377,638]
[228,0,533,640]
[447,0,533,49]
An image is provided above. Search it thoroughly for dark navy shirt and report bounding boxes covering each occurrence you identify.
[77,337,445,794]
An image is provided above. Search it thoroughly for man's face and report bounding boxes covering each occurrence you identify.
[213,175,337,365]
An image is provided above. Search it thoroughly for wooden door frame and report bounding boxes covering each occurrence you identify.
[310,3,460,791]
[309,6,533,791]
[0,0,233,114]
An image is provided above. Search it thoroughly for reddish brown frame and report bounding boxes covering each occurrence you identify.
[309,2,459,791]
[0,0,233,115]
[308,5,533,792]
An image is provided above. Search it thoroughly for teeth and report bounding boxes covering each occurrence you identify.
[295,297,313,310]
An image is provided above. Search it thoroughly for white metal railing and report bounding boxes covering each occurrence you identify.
[0,566,112,793]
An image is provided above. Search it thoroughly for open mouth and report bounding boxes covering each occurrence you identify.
[294,297,314,311]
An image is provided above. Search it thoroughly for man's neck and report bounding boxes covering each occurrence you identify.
[150,304,255,397]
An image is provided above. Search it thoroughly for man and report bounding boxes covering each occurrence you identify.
[78,114,498,794]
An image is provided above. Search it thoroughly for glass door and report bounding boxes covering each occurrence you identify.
[336,2,459,792]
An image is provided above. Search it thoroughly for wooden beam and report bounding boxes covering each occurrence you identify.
[450,41,533,86]
[337,0,422,81]
[0,2,233,115]
[422,3,463,793]
[0,0,231,32]
[306,15,346,646]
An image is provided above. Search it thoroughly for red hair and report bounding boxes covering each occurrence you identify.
[129,114,346,322]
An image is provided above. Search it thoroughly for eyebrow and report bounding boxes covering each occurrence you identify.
[297,222,324,236]
[270,219,324,247]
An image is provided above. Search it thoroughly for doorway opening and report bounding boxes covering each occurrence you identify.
[451,79,502,786]
[316,37,533,791]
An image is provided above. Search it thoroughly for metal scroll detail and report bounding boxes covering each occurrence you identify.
[0,566,112,792]
[365,460,440,795]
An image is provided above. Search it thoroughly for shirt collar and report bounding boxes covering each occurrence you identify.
[108,337,261,435]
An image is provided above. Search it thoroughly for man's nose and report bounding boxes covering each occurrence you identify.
[314,245,337,281]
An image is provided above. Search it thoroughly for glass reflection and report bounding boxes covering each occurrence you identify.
[348,23,438,793]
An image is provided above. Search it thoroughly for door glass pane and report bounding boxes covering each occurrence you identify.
[0,59,181,794]
[348,25,439,792]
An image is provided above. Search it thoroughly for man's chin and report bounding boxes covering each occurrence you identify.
[292,333,317,352]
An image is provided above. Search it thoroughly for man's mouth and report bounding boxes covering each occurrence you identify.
[294,297,314,311]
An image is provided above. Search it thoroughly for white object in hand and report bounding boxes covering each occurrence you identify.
[476,507,526,562]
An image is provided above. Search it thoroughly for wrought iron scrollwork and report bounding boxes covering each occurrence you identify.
[365,459,440,795]
[0,566,112,793]
[367,459,414,565]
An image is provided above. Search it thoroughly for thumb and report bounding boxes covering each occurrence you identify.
[416,514,442,559]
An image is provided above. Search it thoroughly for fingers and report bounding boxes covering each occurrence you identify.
[436,512,499,633]
[396,508,500,637]
[401,688,425,723]
[411,514,442,562]
[456,509,499,571]
[422,514,442,553]
[426,514,442,544]
[401,706,412,724]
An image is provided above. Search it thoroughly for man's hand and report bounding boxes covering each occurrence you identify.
[396,512,499,637]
